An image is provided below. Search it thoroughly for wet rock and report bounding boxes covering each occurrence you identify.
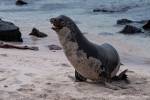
[0,19,23,42]
[117,19,133,25]
[120,25,142,34]
[16,0,28,6]
[29,28,48,38]
[117,19,149,25]
[93,9,114,13]
[93,6,131,13]
[47,45,62,50]
[137,20,149,24]
[142,20,150,29]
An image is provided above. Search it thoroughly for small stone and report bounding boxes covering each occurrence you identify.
[29,27,48,38]
[47,44,62,50]
[4,85,8,88]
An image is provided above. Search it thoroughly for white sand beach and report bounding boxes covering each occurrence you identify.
[0,0,150,99]
[0,26,150,100]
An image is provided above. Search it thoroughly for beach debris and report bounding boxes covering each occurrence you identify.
[0,19,23,42]
[120,25,142,34]
[142,20,150,29]
[0,42,39,51]
[29,28,48,38]
[16,0,28,6]
[47,44,62,50]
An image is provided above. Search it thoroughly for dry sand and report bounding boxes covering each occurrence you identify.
[0,27,150,100]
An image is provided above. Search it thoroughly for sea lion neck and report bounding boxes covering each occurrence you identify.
[57,23,90,47]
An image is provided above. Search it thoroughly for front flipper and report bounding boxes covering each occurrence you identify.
[75,70,87,82]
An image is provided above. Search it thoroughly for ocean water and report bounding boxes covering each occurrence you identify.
[0,0,150,58]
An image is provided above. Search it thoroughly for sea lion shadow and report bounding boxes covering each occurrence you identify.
[85,80,106,87]
[68,75,130,88]
[68,75,105,87]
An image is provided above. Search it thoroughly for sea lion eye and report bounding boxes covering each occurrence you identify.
[60,19,65,25]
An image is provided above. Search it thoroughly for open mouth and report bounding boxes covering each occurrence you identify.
[52,23,59,29]
[50,18,60,31]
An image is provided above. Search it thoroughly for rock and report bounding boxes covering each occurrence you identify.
[29,28,48,38]
[0,19,23,42]
[16,0,28,6]
[117,19,133,25]
[93,6,131,13]
[117,19,149,25]
[47,45,62,50]
[142,20,150,29]
[137,20,149,24]
[93,9,114,13]
[120,25,142,34]
[4,85,8,88]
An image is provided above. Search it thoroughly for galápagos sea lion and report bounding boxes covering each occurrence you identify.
[50,15,131,90]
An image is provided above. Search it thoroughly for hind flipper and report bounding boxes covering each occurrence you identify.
[104,63,132,90]
[118,69,128,79]
[113,69,131,84]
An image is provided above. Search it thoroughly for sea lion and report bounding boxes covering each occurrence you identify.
[50,15,131,90]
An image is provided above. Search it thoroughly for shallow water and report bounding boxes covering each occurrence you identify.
[0,0,150,58]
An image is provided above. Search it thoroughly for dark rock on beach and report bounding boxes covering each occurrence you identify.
[117,19,150,34]
[16,0,28,6]
[0,19,23,42]
[29,28,48,38]
[137,20,148,24]
[120,25,142,34]
[142,20,150,29]
[117,19,133,25]
[47,45,62,50]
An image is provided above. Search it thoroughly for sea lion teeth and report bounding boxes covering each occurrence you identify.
[52,25,58,29]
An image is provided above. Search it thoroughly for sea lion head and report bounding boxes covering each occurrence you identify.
[50,15,79,34]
